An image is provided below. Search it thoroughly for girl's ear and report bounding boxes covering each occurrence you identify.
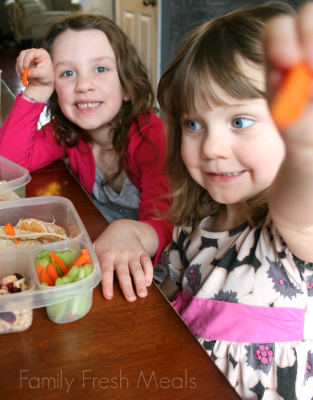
[123,91,130,101]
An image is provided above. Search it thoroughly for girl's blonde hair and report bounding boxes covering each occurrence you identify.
[157,2,295,227]
[42,13,156,185]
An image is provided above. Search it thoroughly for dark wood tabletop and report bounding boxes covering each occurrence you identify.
[0,165,240,399]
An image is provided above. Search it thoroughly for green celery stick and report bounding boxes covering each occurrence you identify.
[77,268,86,281]
[37,250,50,258]
[61,276,73,285]
[55,277,63,286]
[67,265,79,278]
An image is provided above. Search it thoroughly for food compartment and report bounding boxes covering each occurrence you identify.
[0,155,31,200]
[31,240,99,324]
[0,196,83,240]
[46,290,93,324]
[0,196,102,327]
[0,251,36,334]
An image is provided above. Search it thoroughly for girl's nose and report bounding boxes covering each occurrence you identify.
[201,131,231,160]
[75,74,96,93]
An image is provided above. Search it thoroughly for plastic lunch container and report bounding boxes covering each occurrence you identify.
[0,155,32,200]
[0,196,102,333]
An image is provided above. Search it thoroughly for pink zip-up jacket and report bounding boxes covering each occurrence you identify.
[0,94,173,263]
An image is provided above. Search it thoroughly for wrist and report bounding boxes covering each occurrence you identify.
[20,91,49,106]
[20,86,53,105]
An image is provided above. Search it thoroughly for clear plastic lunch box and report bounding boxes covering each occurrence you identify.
[0,196,102,331]
[0,155,31,200]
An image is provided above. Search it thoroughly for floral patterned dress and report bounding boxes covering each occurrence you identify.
[163,213,313,400]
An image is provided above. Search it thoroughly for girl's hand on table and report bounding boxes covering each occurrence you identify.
[16,48,55,102]
[93,220,157,302]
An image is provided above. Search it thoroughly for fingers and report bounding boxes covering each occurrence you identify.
[128,254,153,299]
[115,261,138,302]
[97,249,153,302]
[140,254,154,286]
[264,4,313,104]
[265,2,313,69]
[15,48,52,82]
[264,15,300,69]
[298,2,313,68]
[93,220,156,302]
[100,262,114,300]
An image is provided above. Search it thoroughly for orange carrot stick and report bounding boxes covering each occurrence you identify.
[70,253,90,268]
[49,252,67,273]
[40,269,54,286]
[37,262,44,277]
[4,223,15,236]
[22,68,29,87]
[270,62,312,129]
[46,262,59,283]
[80,249,89,255]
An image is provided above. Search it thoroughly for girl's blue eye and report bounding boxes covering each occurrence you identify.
[62,70,75,77]
[187,120,202,130]
[233,117,253,129]
[96,66,108,73]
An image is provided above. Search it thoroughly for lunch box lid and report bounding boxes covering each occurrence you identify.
[0,155,31,195]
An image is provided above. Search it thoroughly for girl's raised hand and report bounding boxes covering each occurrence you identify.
[265,2,313,262]
[16,48,55,102]
[264,2,313,143]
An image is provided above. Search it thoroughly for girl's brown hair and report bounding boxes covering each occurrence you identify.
[42,13,156,185]
[157,2,295,227]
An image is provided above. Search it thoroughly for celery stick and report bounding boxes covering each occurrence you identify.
[55,277,63,286]
[68,266,79,279]
[77,268,86,281]
[37,250,50,258]
[61,276,73,285]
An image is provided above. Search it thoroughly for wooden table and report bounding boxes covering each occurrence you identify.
[0,160,240,399]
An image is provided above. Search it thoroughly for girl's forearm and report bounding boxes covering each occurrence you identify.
[269,143,313,259]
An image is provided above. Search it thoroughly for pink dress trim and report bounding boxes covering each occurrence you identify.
[172,290,304,343]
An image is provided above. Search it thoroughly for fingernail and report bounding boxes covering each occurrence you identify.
[126,292,136,298]
[139,287,147,294]
[105,292,113,299]
[145,280,151,286]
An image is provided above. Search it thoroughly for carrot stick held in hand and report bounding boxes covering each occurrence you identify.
[270,62,312,129]
[22,68,29,87]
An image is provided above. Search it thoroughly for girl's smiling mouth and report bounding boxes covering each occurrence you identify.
[75,102,102,109]
[207,171,245,182]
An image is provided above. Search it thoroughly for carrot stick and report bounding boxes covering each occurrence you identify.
[14,238,20,246]
[4,223,15,236]
[46,262,59,283]
[70,253,90,268]
[45,271,54,286]
[37,262,44,277]
[40,269,54,286]
[49,252,67,273]
[270,62,312,129]
[80,249,89,255]
[22,68,29,87]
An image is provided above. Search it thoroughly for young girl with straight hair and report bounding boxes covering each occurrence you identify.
[158,2,313,398]
[0,13,172,302]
